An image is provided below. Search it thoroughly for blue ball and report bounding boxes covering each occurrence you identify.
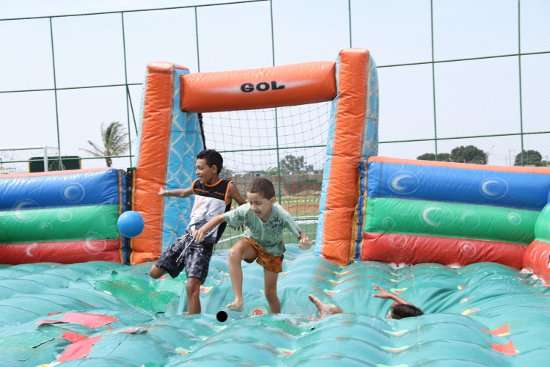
[117,211,144,238]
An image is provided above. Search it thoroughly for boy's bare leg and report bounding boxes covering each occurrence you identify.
[227,239,257,311]
[264,270,280,314]
[186,277,202,314]
[149,265,166,279]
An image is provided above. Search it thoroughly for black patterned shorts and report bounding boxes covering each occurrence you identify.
[155,231,215,283]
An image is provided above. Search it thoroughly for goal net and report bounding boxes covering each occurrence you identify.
[202,102,332,248]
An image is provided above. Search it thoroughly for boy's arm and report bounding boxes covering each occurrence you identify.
[281,207,312,249]
[228,181,246,205]
[297,231,312,249]
[192,214,226,242]
[159,186,193,198]
[373,285,410,305]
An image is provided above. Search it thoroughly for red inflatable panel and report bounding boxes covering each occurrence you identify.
[523,240,550,285]
[362,232,525,269]
[0,240,121,264]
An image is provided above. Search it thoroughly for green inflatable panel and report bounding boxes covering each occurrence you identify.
[1,248,550,366]
[534,205,550,241]
[0,205,119,243]
[365,197,538,243]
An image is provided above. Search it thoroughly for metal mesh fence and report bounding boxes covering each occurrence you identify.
[0,0,549,176]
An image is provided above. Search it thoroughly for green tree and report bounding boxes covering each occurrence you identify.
[82,121,129,167]
[417,153,451,162]
[279,154,314,175]
[265,167,279,176]
[514,150,542,166]
[449,145,487,164]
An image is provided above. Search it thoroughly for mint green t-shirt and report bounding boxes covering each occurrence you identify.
[223,203,301,256]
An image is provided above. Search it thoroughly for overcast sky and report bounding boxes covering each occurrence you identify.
[0,0,549,173]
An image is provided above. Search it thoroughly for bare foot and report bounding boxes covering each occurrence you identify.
[308,294,342,318]
[226,299,243,311]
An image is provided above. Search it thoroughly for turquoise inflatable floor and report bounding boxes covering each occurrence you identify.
[1,247,550,366]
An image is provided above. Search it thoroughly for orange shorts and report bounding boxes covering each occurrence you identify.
[241,237,283,273]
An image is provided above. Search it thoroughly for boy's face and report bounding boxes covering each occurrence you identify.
[195,158,218,184]
[246,192,274,221]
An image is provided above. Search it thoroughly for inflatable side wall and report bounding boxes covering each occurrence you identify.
[0,169,127,264]
[363,157,550,274]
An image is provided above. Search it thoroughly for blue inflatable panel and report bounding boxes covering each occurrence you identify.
[0,169,121,211]
[368,161,550,210]
[315,98,338,255]
[161,67,204,250]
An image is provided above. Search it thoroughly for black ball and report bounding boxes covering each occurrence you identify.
[216,310,228,322]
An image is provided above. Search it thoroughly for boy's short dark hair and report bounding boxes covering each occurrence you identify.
[248,177,275,200]
[197,149,223,173]
[391,304,424,319]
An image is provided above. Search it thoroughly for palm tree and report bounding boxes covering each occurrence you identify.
[82,121,129,167]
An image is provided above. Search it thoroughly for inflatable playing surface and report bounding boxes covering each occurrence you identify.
[2,248,550,366]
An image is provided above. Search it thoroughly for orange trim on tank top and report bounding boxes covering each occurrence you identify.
[202,178,223,188]
[224,180,233,205]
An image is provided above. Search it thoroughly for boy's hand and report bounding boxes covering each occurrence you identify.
[373,285,394,299]
[298,233,312,249]
[192,227,207,243]
[158,187,167,196]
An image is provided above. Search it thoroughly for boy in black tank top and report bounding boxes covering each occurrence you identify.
[149,150,245,314]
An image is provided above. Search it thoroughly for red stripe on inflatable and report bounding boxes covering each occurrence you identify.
[491,340,518,356]
[58,335,101,363]
[63,331,88,343]
[370,156,550,175]
[361,232,525,269]
[523,240,550,285]
[0,240,121,264]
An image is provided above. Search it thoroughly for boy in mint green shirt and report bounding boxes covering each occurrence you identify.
[193,177,311,313]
